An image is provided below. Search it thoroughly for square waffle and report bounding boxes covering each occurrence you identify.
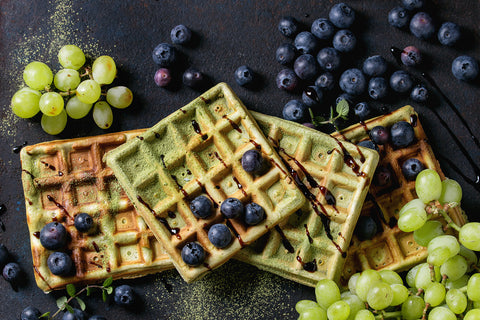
[20,130,174,292]
[105,83,306,283]
[332,105,467,283]
[235,112,379,287]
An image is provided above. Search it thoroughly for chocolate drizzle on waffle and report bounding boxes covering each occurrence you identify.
[47,195,72,219]
[137,195,181,239]
[274,225,294,253]
[296,256,317,272]
[191,120,208,140]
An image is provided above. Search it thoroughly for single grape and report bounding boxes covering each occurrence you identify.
[379,270,403,285]
[459,222,480,251]
[39,92,64,116]
[23,61,53,90]
[397,206,427,232]
[415,169,442,203]
[295,300,321,314]
[428,246,454,266]
[106,86,133,109]
[65,96,93,119]
[428,235,460,266]
[464,309,480,320]
[366,282,393,310]
[445,274,469,290]
[11,87,41,118]
[459,245,478,271]
[341,293,364,320]
[467,273,480,301]
[390,283,409,306]
[356,269,382,301]
[58,44,85,70]
[354,310,374,320]
[347,273,360,295]
[428,306,456,320]
[406,263,422,288]
[315,279,340,309]
[438,179,462,204]
[76,79,101,104]
[445,288,467,314]
[54,69,80,91]
[399,199,425,217]
[298,307,327,320]
[424,282,446,307]
[41,109,67,135]
[327,300,350,320]
[415,263,440,289]
[401,296,425,320]
[414,220,444,247]
[92,55,117,85]
[440,254,467,281]
[92,101,113,129]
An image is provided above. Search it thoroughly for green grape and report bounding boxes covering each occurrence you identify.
[390,283,409,306]
[428,306,456,320]
[58,44,85,70]
[11,87,41,118]
[428,247,453,266]
[366,282,393,310]
[341,294,364,320]
[401,296,425,320]
[347,273,360,295]
[445,274,469,290]
[414,220,444,247]
[106,86,133,109]
[355,269,382,301]
[399,198,425,217]
[54,69,80,91]
[327,300,350,320]
[445,288,467,314]
[398,206,427,232]
[459,222,480,251]
[76,79,101,104]
[298,306,327,320]
[415,169,442,203]
[92,101,113,129]
[65,96,93,119]
[315,279,340,309]
[406,263,422,288]
[296,300,321,314]
[427,235,460,266]
[415,263,440,289]
[41,109,67,135]
[92,55,117,85]
[379,269,403,285]
[424,282,445,307]
[467,273,480,301]
[23,61,53,90]
[353,310,374,320]
[464,309,480,320]
[440,255,467,281]
[438,178,462,204]
[39,92,64,116]
[459,245,478,272]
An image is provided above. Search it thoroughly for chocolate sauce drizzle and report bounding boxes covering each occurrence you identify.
[249,140,262,150]
[226,219,245,247]
[410,114,418,127]
[232,176,247,197]
[92,241,100,253]
[296,256,317,272]
[222,115,242,133]
[47,195,72,219]
[274,225,294,253]
[195,180,219,208]
[160,155,167,168]
[136,195,181,239]
[304,224,313,244]
[34,266,53,291]
[334,138,367,178]
[212,152,227,168]
[89,261,103,268]
[191,120,208,140]
[170,175,189,198]
[12,141,27,153]
[22,169,35,180]
[33,231,40,238]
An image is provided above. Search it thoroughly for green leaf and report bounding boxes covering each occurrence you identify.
[86,286,92,296]
[102,276,113,288]
[56,296,68,309]
[40,312,51,318]
[336,99,349,118]
[65,304,74,314]
[66,284,76,297]
[76,297,86,311]
[102,290,108,302]
[106,286,113,294]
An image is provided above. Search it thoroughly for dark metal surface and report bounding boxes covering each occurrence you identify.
[0,0,479,319]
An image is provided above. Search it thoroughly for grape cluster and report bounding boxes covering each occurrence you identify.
[10,45,133,135]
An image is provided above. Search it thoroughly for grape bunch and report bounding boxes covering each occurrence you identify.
[10,45,133,135]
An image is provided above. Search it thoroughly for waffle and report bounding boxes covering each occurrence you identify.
[105,83,306,283]
[332,105,466,283]
[235,112,379,287]
[20,130,174,292]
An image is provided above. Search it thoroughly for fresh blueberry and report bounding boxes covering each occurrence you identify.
[355,216,378,241]
[311,18,335,40]
[220,198,244,219]
[2,262,21,283]
[317,47,341,72]
[278,16,299,38]
[401,0,424,10]
[190,195,213,219]
[282,100,308,123]
[410,84,429,102]
[302,85,323,107]
[241,150,264,174]
[438,22,461,46]
[402,158,424,180]
[234,65,255,86]
[154,68,172,87]
[47,252,73,276]
[401,46,422,67]
[335,93,354,106]
[152,43,177,67]
[21,306,42,320]
[354,102,370,120]
[40,221,67,250]
[181,242,205,266]
[294,31,319,55]
[390,121,415,148]
[74,213,93,232]
[388,7,410,29]
[329,3,355,28]
[170,24,192,45]
[182,68,206,89]
[390,70,413,93]
[208,224,232,248]
[88,316,107,320]
[244,203,265,225]
[410,12,435,39]
[374,166,392,186]
[62,309,87,320]
[276,43,297,65]
[294,54,319,80]
[369,126,389,145]
[332,29,356,53]
[114,284,135,306]
[368,77,388,100]
[358,140,379,151]
[339,68,366,96]
[451,55,479,81]
[315,72,335,91]
[363,55,388,77]
[276,69,299,91]
[0,244,8,266]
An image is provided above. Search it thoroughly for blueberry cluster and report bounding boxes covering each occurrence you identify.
[0,244,22,285]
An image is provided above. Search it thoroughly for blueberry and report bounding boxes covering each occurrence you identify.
[2,262,21,283]
[220,198,244,219]
[244,203,265,225]
[0,244,9,266]
[114,284,135,306]
[452,55,479,81]
[74,213,93,232]
[152,43,177,67]
[183,68,206,89]
[62,309,87,320]
[410,12,435,40]
[317,47,341,72]
[410,84,429,102]
[208,224,232,248]
[40,221,67,250]
[335,93,354,106]
[294,31,319,55]
[388,7,410,29]
[241,149,264,174]
[355,216,378,241]
[438,22,461,46]
[47,252,73,276]
[332,29,356,53]
[302,85,323,107]
[276,43,297,65]
[369,126,389,145]
[390,121,415,148]
[21,306,42,320]
[339,68,366,96]
[294,54,319,80]
[374,166,392,186]
[170,24,192,45]
[311,18,335,40]
[282,100,308,123]
[154,68,172,87]
[276,69,299,91]
[89,316,107,320]
[315,72,335,91]
[368,77,388,100]
[234,65,254,86]
[278,16,299,38]
[181,242,205,266]
[401,46,422,67]
[354,102,370,120]
[363,55,388,77]
[402,158,424,180]
[329,3,355,28]
[390,70,413,93]
[190,195,213,219]
[358,140,378,151]
[401,0,424,10]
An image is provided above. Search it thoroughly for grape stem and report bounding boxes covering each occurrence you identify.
[50,284,104,319]
[425,201,461,232]
[421,303,430,320]
[59,90,76,97]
